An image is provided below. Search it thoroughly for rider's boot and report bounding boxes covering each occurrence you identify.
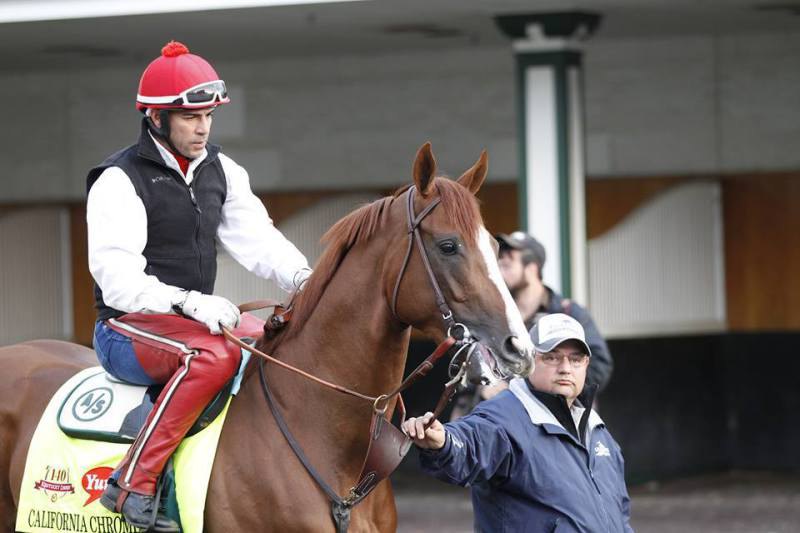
[100,479,179,533]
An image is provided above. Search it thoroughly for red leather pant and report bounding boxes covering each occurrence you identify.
[105,312,263,495]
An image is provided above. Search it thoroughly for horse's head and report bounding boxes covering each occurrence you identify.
[389,143,534,385]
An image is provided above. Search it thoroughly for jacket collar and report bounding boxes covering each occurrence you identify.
[528,382,581,441]
[508,378,604,440]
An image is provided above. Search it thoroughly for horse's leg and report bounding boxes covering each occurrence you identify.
[367,483,398,532]
[342,482,397,533]
[0,341,95,531]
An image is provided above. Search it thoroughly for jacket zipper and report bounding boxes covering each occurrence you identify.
[187,182,203,289]
[583,436,613,532]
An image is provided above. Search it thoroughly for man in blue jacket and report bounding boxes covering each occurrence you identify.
[404,314,633,532]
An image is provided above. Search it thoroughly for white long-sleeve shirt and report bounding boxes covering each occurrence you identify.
[87,133,310,314]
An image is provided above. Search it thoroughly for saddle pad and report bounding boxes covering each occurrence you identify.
[16,366,233,533]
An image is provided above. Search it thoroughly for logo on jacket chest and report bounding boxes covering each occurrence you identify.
[594,441,611,457]
[151,175,172,184]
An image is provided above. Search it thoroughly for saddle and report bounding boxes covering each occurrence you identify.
[57,367,240,443]
[58,311,266,443]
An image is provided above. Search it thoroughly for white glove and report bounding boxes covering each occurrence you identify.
[178,291,240,335]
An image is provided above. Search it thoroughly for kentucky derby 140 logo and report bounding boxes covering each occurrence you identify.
[34,465,75,502]
[81,466,114,506]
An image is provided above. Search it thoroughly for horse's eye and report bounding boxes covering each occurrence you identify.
[438,240,458,255]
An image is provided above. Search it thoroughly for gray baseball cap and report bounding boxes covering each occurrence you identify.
[530,313,592,357]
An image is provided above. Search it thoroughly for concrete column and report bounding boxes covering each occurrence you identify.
[495,12,600,302]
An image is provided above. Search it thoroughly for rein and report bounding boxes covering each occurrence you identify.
[220,186,472,532]
[222,328,377,402]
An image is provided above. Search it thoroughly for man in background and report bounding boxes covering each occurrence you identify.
[450,231,612,419]
[496,231,613,392]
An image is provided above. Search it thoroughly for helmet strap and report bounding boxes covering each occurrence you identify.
[146,109,185,158]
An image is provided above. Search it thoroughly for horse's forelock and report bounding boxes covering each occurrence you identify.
[395,178,482,245]
[433,177,483,247]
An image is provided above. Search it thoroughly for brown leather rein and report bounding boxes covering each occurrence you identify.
[222,323,461,412]
[220,186,475,532]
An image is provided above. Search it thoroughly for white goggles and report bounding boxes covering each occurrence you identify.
[138,80,229,108]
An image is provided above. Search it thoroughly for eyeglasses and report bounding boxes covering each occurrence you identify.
[171,80,228,107]
[536,352,589,368]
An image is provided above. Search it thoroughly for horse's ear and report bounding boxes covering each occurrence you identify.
[457,150,488,195]
[412,142,437,197]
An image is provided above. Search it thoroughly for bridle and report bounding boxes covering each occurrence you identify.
[391,185,454,328]
[390,185,483,379]
[221,185,480,532]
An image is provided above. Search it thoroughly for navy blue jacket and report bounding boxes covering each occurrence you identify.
[420,379,633,533]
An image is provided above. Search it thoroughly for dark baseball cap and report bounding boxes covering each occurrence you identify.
[530,313,592,357]
[495,231,546,269]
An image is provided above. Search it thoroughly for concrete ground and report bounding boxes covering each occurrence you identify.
[393,470,800,532]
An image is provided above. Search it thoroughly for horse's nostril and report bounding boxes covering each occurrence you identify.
[504,336,524,356]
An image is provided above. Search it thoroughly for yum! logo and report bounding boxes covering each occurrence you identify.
[81,466,114,506]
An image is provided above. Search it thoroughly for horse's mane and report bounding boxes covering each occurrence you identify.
[266,177,482,347]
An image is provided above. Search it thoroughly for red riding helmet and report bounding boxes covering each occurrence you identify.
[136,41,230,112]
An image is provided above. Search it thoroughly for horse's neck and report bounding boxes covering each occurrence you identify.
[278,241,408,397]
[234,240,409,484]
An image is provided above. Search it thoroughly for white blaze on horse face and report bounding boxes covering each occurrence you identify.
[477,227,535,359]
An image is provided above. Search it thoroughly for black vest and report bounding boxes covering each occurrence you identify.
[87,119,227,320]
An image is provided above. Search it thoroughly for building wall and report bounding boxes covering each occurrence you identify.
[12,173,800,343]
[585,33,800,176]
[723,173,800,331]
[0,207,72,345]
[588,181,726,337]
[2,30,800,202]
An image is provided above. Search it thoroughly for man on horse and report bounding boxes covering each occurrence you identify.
[86,41,310,531]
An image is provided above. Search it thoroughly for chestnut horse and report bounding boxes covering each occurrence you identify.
[0,143,533,532]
